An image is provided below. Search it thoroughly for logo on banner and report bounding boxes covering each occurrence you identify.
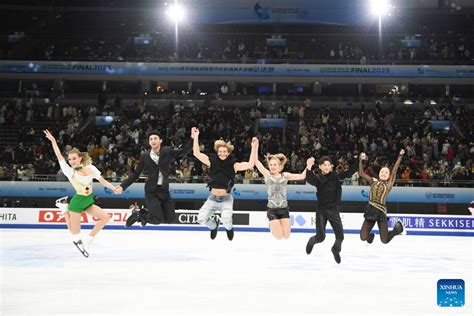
[176,212,250,225]
[0,212,17,221]
[290,215,307,227]
[361,189,369,198]
[254,2,270,20]
[38,210,87,223]
[425,192,455,200]
[437,279,464,307]
[232,188,241,197]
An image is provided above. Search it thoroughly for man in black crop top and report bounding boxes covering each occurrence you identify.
[305,155,358,264]
[191,127,258,240]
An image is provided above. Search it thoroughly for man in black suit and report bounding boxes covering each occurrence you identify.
[115,129,193,226]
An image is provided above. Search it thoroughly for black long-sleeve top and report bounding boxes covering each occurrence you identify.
[306,161,358,210]
[120,138,193,192]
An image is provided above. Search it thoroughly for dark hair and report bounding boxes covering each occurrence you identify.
[146,130,161,139]
[318,156,332,165]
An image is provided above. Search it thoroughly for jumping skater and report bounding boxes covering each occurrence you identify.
[253,144,315,239]
[191,127,258,240]
[305,155,359,264]
[358,149,406,244]
[44,129,115,257]
[115,129,193,227]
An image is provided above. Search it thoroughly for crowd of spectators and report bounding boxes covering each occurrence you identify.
[1,97,472,187]
[2,33,472,65]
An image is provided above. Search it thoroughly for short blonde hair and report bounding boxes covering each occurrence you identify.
[266,153,287,172]
[214,140,234,154]
[68,148,92,165]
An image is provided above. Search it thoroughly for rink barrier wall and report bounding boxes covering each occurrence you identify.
[0,182,472,203]
[1,208,473,237]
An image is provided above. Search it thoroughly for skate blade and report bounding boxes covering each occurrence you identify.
[73,241,89,258]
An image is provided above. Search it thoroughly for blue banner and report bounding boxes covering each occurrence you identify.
[388,216,474,230]
[1,61,473,79]
[183,0,393,25]
[259,118,286,128]
[0,182,471,204]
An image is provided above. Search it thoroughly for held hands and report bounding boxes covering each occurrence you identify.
[399,149,405,156]
[43,129,56,143]
[307,157,315,169]
[113,186,123,195]
[251,137,259,147]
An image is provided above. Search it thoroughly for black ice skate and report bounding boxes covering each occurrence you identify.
[306,236,316,255]
[367,233,375,244]
[331,246,341,264]
[394,220,405,236]
[137,209,149,227]
[226,228,234,241]
[73,240,89,258]
[125,208,140,227]
[210,218,219,240]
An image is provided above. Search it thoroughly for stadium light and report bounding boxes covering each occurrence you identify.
[369,0,393,17]
[165,2,186,23]
[163,1,185,60]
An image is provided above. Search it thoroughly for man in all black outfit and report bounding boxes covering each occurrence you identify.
[115,129,193,226]
[305,155,358,264]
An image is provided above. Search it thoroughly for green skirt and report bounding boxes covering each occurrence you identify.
[68,194,94,213]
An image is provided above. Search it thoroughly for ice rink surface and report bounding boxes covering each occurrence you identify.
[1,228,473,316]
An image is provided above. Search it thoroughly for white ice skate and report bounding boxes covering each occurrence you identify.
[55,196,69,215]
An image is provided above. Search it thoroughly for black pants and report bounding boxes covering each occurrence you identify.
[144,187,175,224]
[360,206,399,244]
[312,209,344,253]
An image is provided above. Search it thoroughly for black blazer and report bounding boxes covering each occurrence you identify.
[120,138,193,192]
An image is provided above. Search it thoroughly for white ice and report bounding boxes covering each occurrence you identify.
[1,228,473,316]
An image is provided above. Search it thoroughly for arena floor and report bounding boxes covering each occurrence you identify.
[1,228,472,316]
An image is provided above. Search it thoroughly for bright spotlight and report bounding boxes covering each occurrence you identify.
[370,0,392,17]
[165,4,185,22]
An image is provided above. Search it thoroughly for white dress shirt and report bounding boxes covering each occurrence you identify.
[150,151,164,185]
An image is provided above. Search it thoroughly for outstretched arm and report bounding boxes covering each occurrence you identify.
[358,153,373,184]
[251,139,270,177]
[234,137,259,172]
[116,154,146,193]
[337,156,359,180]
[255,160,270,178]
[44,129,73,179]
[284,157,315,181]
[98,177,117,191]
[43,129,64,162]
[388,149,405,187]
[191,127,210,167]
[306,157,320,186]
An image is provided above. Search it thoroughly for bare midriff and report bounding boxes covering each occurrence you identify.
[211,188,229,196]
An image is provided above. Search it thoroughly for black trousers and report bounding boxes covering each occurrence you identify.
[360,205,399,244]
[313,208,344,252]
[144,187,175,224]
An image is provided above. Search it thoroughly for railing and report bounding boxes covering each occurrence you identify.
[1,56,473,66]
[1,173,472,188]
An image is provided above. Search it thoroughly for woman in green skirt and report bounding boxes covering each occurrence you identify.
[44,129,117,257]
